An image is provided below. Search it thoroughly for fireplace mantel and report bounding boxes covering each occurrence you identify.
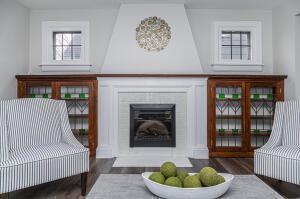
[97,77,209,159]
[16,73,287,80]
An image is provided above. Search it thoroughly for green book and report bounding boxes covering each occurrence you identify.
[42,94,49,98]
[267,129,272,133]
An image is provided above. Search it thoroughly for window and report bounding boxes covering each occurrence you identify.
[212,21,263,72]
[221,31,250,60]
[53,31,82,61]
[42,21,90,72]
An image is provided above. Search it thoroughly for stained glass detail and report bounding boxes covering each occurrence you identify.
[215,86,242,147]
[27,86,52,99]
[61,86,89,147]
[250,87,275,148]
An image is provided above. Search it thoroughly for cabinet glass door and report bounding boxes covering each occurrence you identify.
[215,85,243,148]
[60,85,90,147]
[250,87,275,148]
[26,84,52,99]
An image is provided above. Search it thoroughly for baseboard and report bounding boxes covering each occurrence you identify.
[191,147,209,159]
[96,146,113,158]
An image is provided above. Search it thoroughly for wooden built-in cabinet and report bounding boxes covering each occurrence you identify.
[16,77,98,156]
[207,77,285,157]
[16,74,287,158]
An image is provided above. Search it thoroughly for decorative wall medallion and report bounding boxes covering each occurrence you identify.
[136,16,171,52]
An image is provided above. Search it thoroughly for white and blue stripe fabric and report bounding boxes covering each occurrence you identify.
[254,100,300,185]
[0,98,89,194]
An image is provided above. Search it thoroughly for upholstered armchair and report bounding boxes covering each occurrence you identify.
[0,99,89,195]
[254,100,300,185]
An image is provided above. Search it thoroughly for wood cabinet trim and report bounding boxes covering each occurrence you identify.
[17,78,98,156]
[207,78,285,157]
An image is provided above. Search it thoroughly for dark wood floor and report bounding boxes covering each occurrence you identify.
[7,158,300,199]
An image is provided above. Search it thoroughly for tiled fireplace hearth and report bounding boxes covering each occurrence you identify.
[97,77,209,159]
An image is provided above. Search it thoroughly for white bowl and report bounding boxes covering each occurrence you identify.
[142,172,234,199]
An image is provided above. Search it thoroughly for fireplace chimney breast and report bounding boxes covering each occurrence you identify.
[102,4,203,74]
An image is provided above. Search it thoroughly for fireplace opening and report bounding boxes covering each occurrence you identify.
[130,104,176,147]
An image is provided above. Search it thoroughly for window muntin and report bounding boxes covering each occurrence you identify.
[221,31,251,60]
[53,31,82,61]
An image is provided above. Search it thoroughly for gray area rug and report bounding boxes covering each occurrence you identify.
[87,174,283,199]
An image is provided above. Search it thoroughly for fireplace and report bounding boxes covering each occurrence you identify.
[130,104,176,147]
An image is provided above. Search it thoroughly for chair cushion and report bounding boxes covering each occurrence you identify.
[282,101,300,146]
[256,145,300,160]
[0,143,89,193]
[6,99,62,150]
[0,142,88,167]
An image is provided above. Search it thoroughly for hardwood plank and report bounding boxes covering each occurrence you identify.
[9,158,300,199]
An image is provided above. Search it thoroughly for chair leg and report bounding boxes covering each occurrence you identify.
[81,172,88,196]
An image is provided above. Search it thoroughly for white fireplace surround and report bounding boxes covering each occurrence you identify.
[97,77,209,159]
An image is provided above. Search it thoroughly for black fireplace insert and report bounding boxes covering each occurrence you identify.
[130,104,176,147]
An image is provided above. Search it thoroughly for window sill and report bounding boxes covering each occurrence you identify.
[211,63,264,72]
[41,64,92,72]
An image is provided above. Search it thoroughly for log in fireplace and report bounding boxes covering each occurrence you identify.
[130,104,176,147]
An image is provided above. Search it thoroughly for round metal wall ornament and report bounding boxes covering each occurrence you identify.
[136,16,171,52]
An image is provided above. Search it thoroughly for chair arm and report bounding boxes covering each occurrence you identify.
[59,101,86,149]
[0,101,9,162]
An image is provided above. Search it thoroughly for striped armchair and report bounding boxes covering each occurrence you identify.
[0,99,89,195]
[254,100,300,185]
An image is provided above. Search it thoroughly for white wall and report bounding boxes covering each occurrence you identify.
[0,0,29,99]
[273,0,300,99]
[187,9,273,74]
[29,8,273,74]
[296,15,300,98]
[29,9,118,73]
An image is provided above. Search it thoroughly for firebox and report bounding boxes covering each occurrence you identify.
[130,104,176,147]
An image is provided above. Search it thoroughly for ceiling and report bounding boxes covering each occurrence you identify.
[17,0,286,10]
